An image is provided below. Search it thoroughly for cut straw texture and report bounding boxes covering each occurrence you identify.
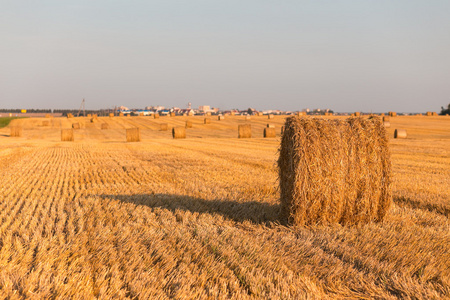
[278,116,392,227]
[126,128,140,142]
[61,129,74,142]
[72,123,80,129]
[160,123,169,131]
[172,127,186,139]
[394,129,407,139]
[10,127,22,137]
[264,127,276,138]
[238,124,251,138]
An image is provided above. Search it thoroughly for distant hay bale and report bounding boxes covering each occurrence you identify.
[383,121,390,128]
[72,123,80,129]
[389,111,397,117]
[268,114,274,119]
[426,111,432,116]
[394,129,407,139]
[257,112,263,116]
[383,116,390,122]
[432,112,438,116]
[245,115,251,120]
[109,113,114,117]
[61,129,74,142]
[101,123,109,130]
[154,113,160,119]
[351,113,355,117]
[278,116,392,226]
[264,127,276,138]
[160,123,169,131]
[218,115,225,121]
[87,114,92,118]
[355,112,361,117]
[267,124,275,128]
[10,126,22,137]
[67,113,74,118]
[381,113,385,116]
[45,114,52,118]
[172,127,186,139]
[93,114,98,119]
[205,112,211,116]
[170,112,176,117]
[42,120,50,127]
[90,118,97,123]
[119,112,124,117]
[238,124,251,138]
[185,121,193,128]
[204,118,211,124]
[139,112,144,116]
[126,128,140,142]
[230,111,235,116]
[297,111,306,116]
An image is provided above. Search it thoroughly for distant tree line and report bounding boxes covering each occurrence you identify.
[0,109,52,113]
[53,109,114,117]
[440,104,450,115]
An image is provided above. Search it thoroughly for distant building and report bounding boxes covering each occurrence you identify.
[199,105,211,112]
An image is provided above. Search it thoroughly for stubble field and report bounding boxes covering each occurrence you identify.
[0,115,449,299]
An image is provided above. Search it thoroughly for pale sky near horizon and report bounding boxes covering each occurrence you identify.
[1,1,449,112]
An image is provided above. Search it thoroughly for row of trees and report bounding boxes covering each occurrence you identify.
[440,104,450,115]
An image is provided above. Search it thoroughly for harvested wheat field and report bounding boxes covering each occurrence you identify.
[0,115,449,299]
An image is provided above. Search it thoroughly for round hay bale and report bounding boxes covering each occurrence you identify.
[380,113,385,116]
[172,127,186,139]
[87,114,92,118]
[268,114,274,119]
[204,118,211,124]
[119,112,124,117]
[432,112,438,116]
[205,112,211,117]
[185,121,193,128]
[61,129,74,142]
[101,123,109,130]
[170,112,176,117]
[126,128,140,142]
[389,111,397,117]
[139,112,144,116]
[355,112,361,117]
[278,116,392,226]
[426,111,432,116]
[109,113,114,117]
[10,126,23,137]
[72,123,80,129]
[160,123,169,131]
[267,124,275,128]
[67,113,74,118]
[382,116,390,122]
[238,124,251,138]
[394,129,407,139]
[218,115,225,121]
[297,111,306,116]
[154,113,160,119]
[230,111,235,116]
[383,121,390,128]
[264,127,276,138]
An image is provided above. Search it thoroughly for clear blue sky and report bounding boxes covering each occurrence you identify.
[1,1,449,112]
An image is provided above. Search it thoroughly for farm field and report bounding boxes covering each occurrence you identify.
[0,115,449,299]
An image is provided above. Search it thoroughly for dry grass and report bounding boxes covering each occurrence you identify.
[0,116,448,298]
[238,124,251,138]
[101,123,109,130]
[126,128,140,142]
[278,116,391,226]
[61,129,74,141]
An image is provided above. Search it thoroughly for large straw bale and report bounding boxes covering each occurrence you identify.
[205,112,211,116]
[87,114,92,118]
[72,123,80,129]
[432,112,438,116]
[93,114,98,119]
[389,111,397,117]
[230,111,235,116]
[10,126,22,137]
[172,127,186,139]
[160,123,169,131]
[238,124,251,138]
[383,121,390,128]
[278,116,392,226]
[101,123,109,130]
[109,113,114,117]
[394,129,407,139]
[218,115,225,121]
[355,112,361,117]
[264,127,276,138]
[126,128,140,142]
[61,129,74,141]
[185,121,193,128]
[267,124,275,128]
[382,116,389,122]
[297,111,306,116]
[426,111,432,116]
[204,118,211,124]
[154,113,160,119]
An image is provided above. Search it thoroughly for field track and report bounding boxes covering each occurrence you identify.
[0,115,449,299]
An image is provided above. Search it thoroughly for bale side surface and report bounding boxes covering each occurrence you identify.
[185,121,193,128]
[10,127,22,137]
[172,127,186,139]
[383,121,390,128]
[394,129,407,139]
[126,128,140,142]
[278,116,392,226]
[268,114,274,119]
[264,127,276,138]
[61,129,74,142]
[204,118,211,124]
[383,116,390,122]
[72,123,80,129]
[238,124,251,138]
[218,116,224,120]
[160,123,169,131]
